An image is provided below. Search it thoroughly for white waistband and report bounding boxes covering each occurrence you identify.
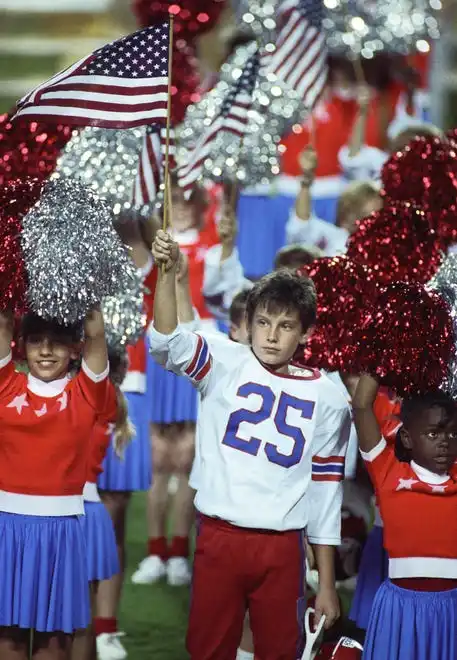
[0,491,84,516]
[389,557,457,579]
[242,174,346,198]
[83,482,101,503]
[121,370,146,394]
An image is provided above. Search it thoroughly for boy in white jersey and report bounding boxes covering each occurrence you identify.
[149,230,351,660]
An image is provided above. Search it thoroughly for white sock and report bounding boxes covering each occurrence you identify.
[236,650,254,660]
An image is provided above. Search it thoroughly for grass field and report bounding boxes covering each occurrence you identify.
[117,494,356,659]
[118,493,190,660]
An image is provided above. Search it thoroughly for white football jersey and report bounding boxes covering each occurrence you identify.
[149,325,351,542]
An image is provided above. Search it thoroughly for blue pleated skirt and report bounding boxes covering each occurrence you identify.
[147,354,198,425]
[363,580,457,660]
[0,512,89,632]
[97,391,152,492]
[237,193,340,279]
[350,525,388,630]
[82,501,119,582]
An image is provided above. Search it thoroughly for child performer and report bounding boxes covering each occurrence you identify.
[136,179,220,587]
[0,308,115,660]
[285,146,382,256]
[353,374,457,660]
[149,229,351,660]
[338,85,443,183]
[95,215,157,660]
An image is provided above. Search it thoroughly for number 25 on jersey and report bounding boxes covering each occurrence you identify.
[222,382,315,469]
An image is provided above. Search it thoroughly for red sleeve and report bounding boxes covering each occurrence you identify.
[373,390,402,445]
[74,361,117,419]
[360,438,398,490]
[143,264,157,327]
[90,422,113,477]
[0,354,24,401]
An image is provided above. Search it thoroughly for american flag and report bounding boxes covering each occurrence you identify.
[132,126,176,206]
[264,0,327,109]
[12,23,170,130]
[177,51,260,194]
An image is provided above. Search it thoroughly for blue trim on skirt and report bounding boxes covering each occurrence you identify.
[82,501,119,582]
[350,525,388,630]
[98,391,152,492]
[0,512,89,632]
[237,194,340,279]
[363,580,457,660]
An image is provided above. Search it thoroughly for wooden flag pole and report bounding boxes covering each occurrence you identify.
[162,13,175,233]
[352,55,365,87]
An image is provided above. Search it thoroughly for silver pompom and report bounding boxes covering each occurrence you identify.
[21,178,138,325]
[102,272,146,352]
[427,254,457,398]
[54,126,145,217]
[177,41,306,187]
[323,0,441,57]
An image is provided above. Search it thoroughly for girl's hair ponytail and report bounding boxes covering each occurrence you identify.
[112,385,135,457]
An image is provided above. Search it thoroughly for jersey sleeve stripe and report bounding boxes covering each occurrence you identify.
[185,335,203,377]
[312,474,344,482]
[312,455,345,465]
[185,336,211,382]
[312,463,345,474]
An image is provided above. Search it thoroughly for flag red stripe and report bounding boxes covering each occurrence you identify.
[46,81,169,96]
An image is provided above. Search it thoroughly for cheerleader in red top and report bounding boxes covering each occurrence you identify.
[137,177,219,587]
[353,374,457,660]
[0,308,115,660]
[349,388,401,632]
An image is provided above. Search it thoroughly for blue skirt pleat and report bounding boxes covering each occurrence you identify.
[236,193,340,279]
[82,501,119,582]
[147,354,198,425]
[363,580,457,660]
[97,391,151,492]
[349,525,388,630]
[0,512,89,633]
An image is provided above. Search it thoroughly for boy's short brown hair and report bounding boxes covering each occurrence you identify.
[336,181,381,228]
[274,244,322,271]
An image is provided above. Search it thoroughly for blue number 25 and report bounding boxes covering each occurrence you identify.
[222,383,315,468]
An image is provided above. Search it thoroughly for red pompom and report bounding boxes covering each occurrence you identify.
[0,178,44,314]
[132,0,225,37]
[0,113,73,186]
[381,136,457,245]
[354,282,454,396]
[346,202,444,285]
[296,256,378,371]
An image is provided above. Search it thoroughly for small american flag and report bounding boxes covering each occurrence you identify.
[12,23,170,130]
[132,126,176,207]
[264,0,327,109]
[177,51,260,194]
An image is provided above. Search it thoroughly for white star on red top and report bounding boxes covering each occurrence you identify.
[57,392,68,412]
[34,403,48,418]
[106,423,116,436]
[7,394,29,414]
[396,478,419,491]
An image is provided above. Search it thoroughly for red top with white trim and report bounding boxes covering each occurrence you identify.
[362,439,457,578]
[123,261,158,394]
[0,354,116,515]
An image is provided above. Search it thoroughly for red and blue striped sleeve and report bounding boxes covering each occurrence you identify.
[311,455,345,482]
[184,334,212,383]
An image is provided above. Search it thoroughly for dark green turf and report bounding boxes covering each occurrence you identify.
[119,493,190,660]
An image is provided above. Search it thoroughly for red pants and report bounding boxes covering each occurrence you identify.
[187,515,306,660]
